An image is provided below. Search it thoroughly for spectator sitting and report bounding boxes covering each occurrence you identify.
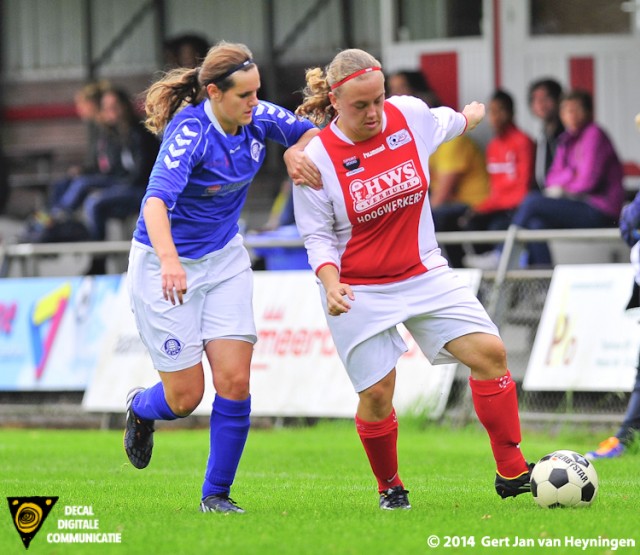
[82,87,160,274]
[461,89,535,269]
[49,87,158,222]
[528,78,564,191]
[511,89,625,268]
[20,80,113,243]
[47,80,112,208]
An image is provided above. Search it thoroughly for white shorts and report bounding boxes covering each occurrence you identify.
[321,265,500,392]
[127,235,257,372]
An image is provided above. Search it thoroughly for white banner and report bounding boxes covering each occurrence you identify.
[523,264,640,392]
[83,269,481,418]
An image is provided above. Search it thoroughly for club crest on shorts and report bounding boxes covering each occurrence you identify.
[162,335,183,359]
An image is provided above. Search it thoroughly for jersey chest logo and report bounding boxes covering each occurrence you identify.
[250,139,264,162]
[320,102,427,223]
[349,161,421,213]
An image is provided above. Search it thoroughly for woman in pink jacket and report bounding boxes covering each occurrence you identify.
[512,89,624,267]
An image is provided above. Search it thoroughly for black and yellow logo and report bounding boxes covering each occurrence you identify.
[7,496,58,549]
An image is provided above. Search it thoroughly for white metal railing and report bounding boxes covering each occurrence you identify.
[0,226,625,279]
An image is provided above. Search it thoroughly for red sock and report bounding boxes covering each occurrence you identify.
[469,371,528,478]
[355,409,404,493]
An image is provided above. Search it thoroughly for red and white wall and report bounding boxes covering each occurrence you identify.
[381,0,640,168]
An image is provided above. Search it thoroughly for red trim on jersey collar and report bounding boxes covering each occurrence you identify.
[330,67,382,90]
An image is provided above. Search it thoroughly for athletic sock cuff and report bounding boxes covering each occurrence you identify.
[212,394,251,417]
[469,370,514,396]
[355,409,398,438]
[132,382,181,421]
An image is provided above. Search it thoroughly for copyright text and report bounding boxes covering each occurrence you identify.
[426,535,635,550]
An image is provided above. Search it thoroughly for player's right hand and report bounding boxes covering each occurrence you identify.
[161,258,188,305]
[326,282,355,316]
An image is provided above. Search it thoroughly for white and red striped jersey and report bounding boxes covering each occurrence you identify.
[293,95,466,285]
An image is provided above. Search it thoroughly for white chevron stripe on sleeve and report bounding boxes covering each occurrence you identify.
[182,125,198,137]
[169,143,186,157]
[174,135,192,146]
[164,155,180,169]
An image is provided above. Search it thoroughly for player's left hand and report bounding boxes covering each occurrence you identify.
[462,101,485,132]
[284,148,322,190]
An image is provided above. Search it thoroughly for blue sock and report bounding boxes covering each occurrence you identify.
[618,390,640,442]
[132,382,180,421]
[202,394,251,499]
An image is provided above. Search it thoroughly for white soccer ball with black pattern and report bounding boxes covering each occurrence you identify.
[530,450,598,508]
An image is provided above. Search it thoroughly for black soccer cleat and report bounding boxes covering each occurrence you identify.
[123,387,155,469]
[199,494,245,514]
[495,463,535,498]
[379,486,412,510]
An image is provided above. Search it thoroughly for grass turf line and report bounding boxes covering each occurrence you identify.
[0,421,638,555]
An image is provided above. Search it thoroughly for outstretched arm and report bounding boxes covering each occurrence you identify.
[462,101,485,132]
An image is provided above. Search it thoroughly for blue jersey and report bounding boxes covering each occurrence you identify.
[133,99,314,258]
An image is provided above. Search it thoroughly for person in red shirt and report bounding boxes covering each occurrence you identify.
[461,90,534,267]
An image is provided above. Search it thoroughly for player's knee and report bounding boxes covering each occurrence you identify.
[214,374,250,401]
[168,390,204,417]
[359,380,393,412]
[470,338,508,380]
[487,340,507,367]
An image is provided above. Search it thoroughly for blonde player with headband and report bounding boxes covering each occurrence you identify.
[123,41,320,514]
[294,49,532,510]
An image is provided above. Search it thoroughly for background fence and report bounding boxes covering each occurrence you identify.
[0,227,635,429]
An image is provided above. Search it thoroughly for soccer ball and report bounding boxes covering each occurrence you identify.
[530,450,598,508]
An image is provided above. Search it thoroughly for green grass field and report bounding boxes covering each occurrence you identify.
[1,419,638,555]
